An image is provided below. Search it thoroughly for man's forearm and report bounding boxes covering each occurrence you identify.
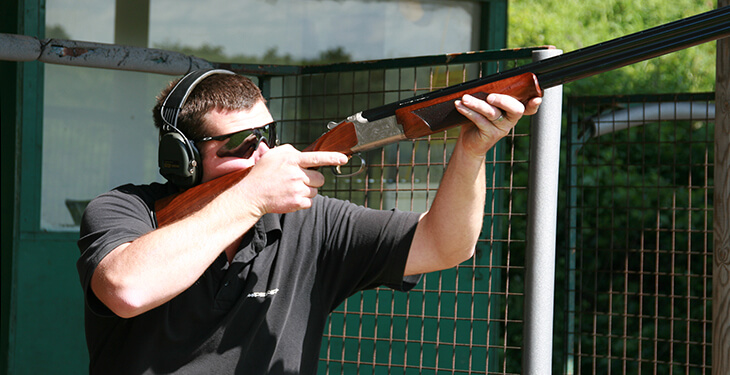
[91,186,261,318]
[405,131,487,275]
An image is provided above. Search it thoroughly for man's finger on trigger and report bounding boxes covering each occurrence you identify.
[299,152,348,168]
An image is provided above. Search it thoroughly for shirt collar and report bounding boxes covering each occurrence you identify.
[233,213,281,264]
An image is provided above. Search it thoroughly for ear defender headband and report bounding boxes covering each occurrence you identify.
[158,69,235,188]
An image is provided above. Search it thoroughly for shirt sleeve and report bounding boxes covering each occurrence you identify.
[76,184,159,316]
[314,195,423,308]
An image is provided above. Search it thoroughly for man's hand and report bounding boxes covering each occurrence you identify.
[404,93,541,276]
[237,145,348,216]
[454,93,542,157]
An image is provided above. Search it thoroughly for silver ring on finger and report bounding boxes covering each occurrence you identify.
[492,114,505,123]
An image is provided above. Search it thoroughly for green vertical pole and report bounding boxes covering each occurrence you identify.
[4,0,45,374]
[479,0,508,73]
[478,1,508,373]
[17,0,44,235]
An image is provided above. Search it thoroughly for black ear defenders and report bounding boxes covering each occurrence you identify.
[158,69,235,187]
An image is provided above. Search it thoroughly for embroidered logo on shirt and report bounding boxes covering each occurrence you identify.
[247,288,279,298]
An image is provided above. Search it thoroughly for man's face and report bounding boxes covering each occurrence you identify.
[198,101,275,183]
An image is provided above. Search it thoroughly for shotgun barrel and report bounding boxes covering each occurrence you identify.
[360,6,730,122]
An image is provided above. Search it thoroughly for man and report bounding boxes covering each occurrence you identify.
[77,69,541,374]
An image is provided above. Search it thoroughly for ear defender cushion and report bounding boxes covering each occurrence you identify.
[158,131,202,187]
[158,69,234,187]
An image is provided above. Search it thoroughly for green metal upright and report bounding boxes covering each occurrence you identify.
[479,0,509,51]
[3,1,90,374]
[479,2,509,372]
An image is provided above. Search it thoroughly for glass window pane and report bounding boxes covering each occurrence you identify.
[47,0,478,61]
[42,66,171,230]
[149,0,477,61]
[46,1,115,42]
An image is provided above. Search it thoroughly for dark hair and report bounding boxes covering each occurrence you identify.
[152,73,265,139]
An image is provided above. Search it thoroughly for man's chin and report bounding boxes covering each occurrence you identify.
[202,145,268,183]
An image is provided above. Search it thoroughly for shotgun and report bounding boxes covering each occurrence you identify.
[155,6,730,227]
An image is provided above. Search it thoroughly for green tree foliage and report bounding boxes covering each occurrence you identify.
[46,24,71,39]
[508,0,716,95]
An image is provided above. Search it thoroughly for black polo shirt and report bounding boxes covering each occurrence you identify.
[77,182,421,374]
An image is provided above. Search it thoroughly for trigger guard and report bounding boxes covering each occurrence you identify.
[331,154,366,177]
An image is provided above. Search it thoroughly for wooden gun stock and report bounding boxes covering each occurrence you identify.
[155,169,249,227]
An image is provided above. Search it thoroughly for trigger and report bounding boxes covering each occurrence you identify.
[331,153,366,177]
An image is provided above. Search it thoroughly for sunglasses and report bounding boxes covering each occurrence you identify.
[193,121,278,154]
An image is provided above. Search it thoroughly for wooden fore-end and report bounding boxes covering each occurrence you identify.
[301,120,359,156]
[396,72,542,139]
[154,168,249,227]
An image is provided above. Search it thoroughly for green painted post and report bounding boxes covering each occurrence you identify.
[478,1,509,372]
